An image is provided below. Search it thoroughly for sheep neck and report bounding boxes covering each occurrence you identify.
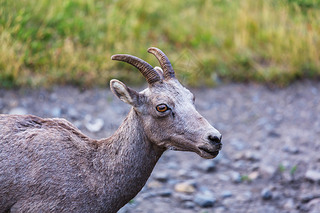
[95,108,164,211]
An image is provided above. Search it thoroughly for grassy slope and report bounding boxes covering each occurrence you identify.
[0,0,319,88]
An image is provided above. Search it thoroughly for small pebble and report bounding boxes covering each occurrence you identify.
[140,191,156,199]
[248,171,260,180]
[236,191,252,202]
[183,201,195,209]
[68,108,79,119]
[283,198,295,210]
[147,181,162,189]
[197,160,216,172]
[268,130,281,138]
[234,151,261,162]
[301,194,320,203]
[282,145,299,154]
[215,206,227,213]
[244,151,261,162]
[221,190,233,199]
[157,189,172,197]
[174,182,196,194]
[153,172,169,182]
[261,188,273,200]
[307,198,320,213]
[230,171,242,183]
[260,165,276,177]
[305,170,320,183]
[194,191,216,208]
[174,193,193,202]
[218,174,230,182]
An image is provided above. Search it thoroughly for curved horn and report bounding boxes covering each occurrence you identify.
[111,54,161,85]
[147,47,175,79]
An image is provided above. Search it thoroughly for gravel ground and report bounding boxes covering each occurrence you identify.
[0,81,320,213]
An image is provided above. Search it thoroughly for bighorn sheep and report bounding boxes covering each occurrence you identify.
[0,47,222,213]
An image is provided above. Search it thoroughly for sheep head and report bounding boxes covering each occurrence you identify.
[110,47,222,159]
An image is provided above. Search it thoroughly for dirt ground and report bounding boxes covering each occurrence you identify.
[0,81,319,213]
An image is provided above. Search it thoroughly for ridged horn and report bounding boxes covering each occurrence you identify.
[147,47,175,79]
[111,54,161,85]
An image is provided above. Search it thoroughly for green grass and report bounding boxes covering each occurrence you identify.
[0,0,320,88]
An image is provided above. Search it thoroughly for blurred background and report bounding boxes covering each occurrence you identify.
[0,0,319,88]
[1,1,320,212]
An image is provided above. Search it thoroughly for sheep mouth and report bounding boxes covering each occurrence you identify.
[198,147,220,159]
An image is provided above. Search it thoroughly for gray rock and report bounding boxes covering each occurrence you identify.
[198,186,211,193]
[217,174,230,182]
[222,197,234,206]
[174,193,193,202]
[188,171,200,178]
[233,161,245,169]
[221,190,233,199]
[167,179,179,185]
[153,172,170,182]
[242,150,261,162]
[253,142,261,150]
[178,169,199,179]
[305,170,320,183]
[260,165,277,177]
[282,172,294,183]
[194,191,216,208]
[282,145,299,154]
[300,194,320,203]
[283,198,295,210]
[268,130,281,138]
[197,160,216,172]
[182,201,195,209]
[214,206,227,213]
[67,108,79,119]
[230,171,242,183]
[9,107,27,115]
[157,189,172,197]
[140,191,157,199]
[236,191,253,202]
[261,188,273,200]
[307,198,320,213]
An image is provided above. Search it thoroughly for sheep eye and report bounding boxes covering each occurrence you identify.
[156,104,169,112]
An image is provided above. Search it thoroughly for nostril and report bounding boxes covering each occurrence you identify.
[208,135,221,144]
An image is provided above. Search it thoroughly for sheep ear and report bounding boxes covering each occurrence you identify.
[110,79,141,107]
